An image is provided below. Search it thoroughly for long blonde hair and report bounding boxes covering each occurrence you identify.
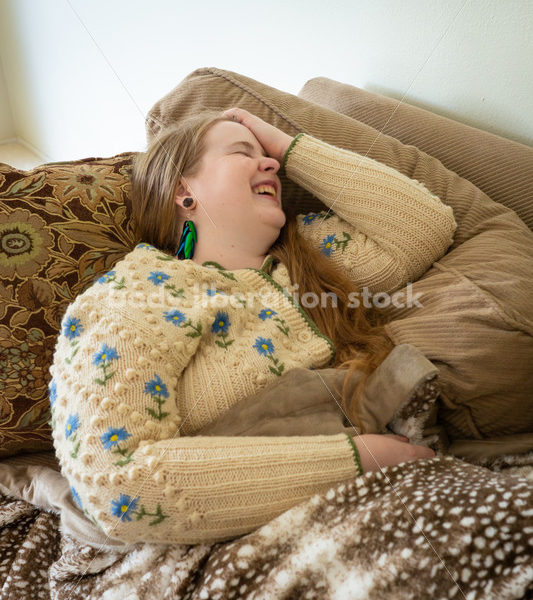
[130,109,395,432]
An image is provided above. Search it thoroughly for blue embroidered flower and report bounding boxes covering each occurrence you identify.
[93,343,120,386]
[259,308,290,336]
[93,343,120,366]
[253,337,285,376]
[258,308,277,320]
[144,374,169,399]
[101,427,134,466]
[63,316,83,339]
[211,311,230,334]
[96,270,116,284]
[148,271,170,286]
[320,234,336,256]
[253,337,275,356]
[65,413,80,439]
[111,494,139,522]
[100,427,132,450]
[111,494,169,526]
[71,486,83,509]
[137,242,154,250]
[145,374,170,420]
[48,379,57,407]
[302,213,318,225]
[163,309,186,326]
[206,288,226,297]
[211,312,234,350]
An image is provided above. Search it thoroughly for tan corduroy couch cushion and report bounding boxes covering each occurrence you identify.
[298,76,533,232]
[146,67,533,458]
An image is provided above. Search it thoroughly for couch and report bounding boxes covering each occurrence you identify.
[0,67,531,599]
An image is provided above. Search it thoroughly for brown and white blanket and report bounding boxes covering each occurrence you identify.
[0,344,531,599]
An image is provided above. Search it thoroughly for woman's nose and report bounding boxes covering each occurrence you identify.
[259,156,280,173]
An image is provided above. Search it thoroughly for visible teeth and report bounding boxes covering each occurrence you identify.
[252,184,276,196]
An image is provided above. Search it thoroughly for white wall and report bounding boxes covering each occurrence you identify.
[0,54,14,142]
[0,0,531,163]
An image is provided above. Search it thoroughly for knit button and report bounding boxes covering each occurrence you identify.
[146,314,157,324]
[90,415,104,427]
[80,453,93,466]
[114,382,129,395]
[164,485,179,499]
[149,348,161,360]
[189,511,203,526]
[174,341,185,353]
[131,411,144,423]
[137,356,149,368]
[125,368,138,381]
[127,466,142,481]
[153,469,167,484]
[109,472,125,485]
[175,497,187,511]
[117,402,130,415]
[158,341,169,352]
[133,281,144,290]
[100,397,114,410]
[256,373,268,385]
[133,337,143,348]
[297,329,312,343]
[185,277,194,287]
[131,272,140,280]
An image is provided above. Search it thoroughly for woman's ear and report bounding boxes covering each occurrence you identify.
[174,179,190,207]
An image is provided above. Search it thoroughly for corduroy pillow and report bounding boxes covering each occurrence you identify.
[145,67,533,457]
[297,76,533,232]
[0,153,137,458]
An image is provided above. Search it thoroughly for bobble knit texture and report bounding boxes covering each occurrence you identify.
[49,133,457,545]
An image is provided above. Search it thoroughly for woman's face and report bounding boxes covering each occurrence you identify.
[175,120,286,262]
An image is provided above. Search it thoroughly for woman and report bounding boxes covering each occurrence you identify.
[49,108,456,546]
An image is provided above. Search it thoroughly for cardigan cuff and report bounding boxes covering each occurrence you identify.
[344,432,364,476]
[282,132,305,169]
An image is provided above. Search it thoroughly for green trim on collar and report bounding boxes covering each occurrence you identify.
[282,133,305,169]
[248,266,336,363]
[202,256,275,274]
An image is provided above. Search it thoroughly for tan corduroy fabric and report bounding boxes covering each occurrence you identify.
[145,67,533,456]
[298,76,533,232]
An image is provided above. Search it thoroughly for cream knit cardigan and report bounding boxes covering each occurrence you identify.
[49,133,457,545]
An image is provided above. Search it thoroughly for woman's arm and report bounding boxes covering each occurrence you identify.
[283,133,457,294]
[50,275,361,546]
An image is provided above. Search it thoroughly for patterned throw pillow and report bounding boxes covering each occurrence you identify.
[0,153,138,458]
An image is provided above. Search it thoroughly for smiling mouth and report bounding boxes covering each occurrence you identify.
[253,191,280,205]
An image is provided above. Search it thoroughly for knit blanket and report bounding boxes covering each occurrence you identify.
[0,343,532,598]
[0,456,531,599]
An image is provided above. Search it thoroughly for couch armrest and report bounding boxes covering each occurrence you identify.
[298,77,533,232]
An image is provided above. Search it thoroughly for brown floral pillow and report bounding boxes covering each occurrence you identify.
[0,153,138,458]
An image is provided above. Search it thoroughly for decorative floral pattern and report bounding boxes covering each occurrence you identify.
[62,315,83,364]
[0,153,135,459]
[100,426,134,466]
[258,308,290,336]
[319,231,352,256]
[163,309,202,337]
[111,493,169,526]
[253,336,285,376]
[65,413,80,458]
[144,374,170,421]
[93,343,120,385]
[97,270,125,289]
[147,270,184,298]
[212,311,234,349]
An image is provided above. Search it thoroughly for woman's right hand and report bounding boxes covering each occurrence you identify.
[353,433,436,473]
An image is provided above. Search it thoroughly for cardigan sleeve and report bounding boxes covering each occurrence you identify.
[283,133,457,295]
[49,290,362,546]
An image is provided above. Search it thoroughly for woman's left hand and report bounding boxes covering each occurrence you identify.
[222,107,294,164]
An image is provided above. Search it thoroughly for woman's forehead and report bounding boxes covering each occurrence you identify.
[208,120,263,151]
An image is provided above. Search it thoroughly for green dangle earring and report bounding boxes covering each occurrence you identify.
[176,197,197,260]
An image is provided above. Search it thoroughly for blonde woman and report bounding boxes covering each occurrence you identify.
[49,108,455,545]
